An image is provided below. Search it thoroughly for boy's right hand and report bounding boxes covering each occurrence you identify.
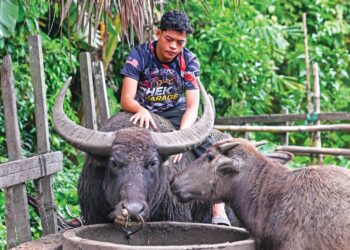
[130,107,158,130]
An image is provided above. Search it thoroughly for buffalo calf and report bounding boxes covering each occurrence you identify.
[171,138,350,250]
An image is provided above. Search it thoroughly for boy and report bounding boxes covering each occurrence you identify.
[120,10,230,226]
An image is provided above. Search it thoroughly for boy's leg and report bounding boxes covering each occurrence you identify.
[192,136,214,158]
[156,108,184,130]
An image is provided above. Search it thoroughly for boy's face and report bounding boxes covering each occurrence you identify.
[155,29,187,63]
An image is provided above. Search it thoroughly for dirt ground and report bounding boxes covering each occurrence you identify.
[10,230,65,250]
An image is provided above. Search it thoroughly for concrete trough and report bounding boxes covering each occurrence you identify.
[62,222,255,250]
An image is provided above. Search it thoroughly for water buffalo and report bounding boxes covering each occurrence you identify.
[53,77,236,225]
[171,138,350,250]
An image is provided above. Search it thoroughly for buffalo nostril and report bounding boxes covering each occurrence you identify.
[123,202,144,220]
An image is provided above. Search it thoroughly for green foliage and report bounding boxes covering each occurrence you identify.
[182,1,305,117]
[0,191,5,247]
[0,0,19,39]
[171,0,350,166]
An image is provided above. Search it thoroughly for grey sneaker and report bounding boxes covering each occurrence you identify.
[212,215,231,226]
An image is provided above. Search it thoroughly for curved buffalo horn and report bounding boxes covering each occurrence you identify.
[53,77,116,155]
[53,77,215,156]
[216,139,241,154]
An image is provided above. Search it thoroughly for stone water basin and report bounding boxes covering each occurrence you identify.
[62,222,255,249]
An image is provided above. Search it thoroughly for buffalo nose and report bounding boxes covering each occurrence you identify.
[123,202,144,219]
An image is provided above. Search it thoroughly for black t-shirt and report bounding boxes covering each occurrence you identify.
[121,41,200,112]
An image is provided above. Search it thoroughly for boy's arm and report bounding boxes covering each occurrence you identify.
[180,88,199,129]
[121,76,157,129]
[172,88,199,163]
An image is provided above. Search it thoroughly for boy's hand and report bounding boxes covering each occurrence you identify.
[130,107,158,130]
[172,153,183,163]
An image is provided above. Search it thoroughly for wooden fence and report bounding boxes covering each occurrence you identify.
[214,112,350,158]
[0,36,63,249]
[0,36,109,249]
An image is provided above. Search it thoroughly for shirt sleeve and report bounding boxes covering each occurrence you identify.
[120,47,144,81]
[184,56,200,90]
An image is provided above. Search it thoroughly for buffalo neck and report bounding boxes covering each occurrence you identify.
[229,158,290,238]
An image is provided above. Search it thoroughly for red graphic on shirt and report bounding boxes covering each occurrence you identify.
[184,72,198,88]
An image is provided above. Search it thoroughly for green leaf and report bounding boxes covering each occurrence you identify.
[0,0,19,38]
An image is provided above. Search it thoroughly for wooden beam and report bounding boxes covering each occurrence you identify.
[92,60,110,127]
[276,146,350,157]
[29,34,59,235]
[214,112,350,125]
[214,124,350,133]
[0,152,62,189]
[79,52,97,130]
[1,54,32,247]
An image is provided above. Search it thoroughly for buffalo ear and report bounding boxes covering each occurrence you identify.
[217,159,241,176]
[160,157,174,181]
[265,151,294,164]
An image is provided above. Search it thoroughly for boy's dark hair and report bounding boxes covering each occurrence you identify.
[160,10,194,35]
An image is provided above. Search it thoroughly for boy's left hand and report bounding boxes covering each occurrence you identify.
[172,153,183,163]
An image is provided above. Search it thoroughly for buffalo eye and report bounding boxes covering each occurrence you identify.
[217,164,235,176]
[109,157,122,169]
[207,152,214,162]
[147,159,158,169]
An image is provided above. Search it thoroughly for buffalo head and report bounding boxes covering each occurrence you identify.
[171,138,293,204]
[53,77,215,224]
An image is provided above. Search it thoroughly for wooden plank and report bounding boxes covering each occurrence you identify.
[1,54,32,248]
[214,112,350,125]
[0,151,62,176]
[28,35,58,235]
[0,162,61,189]
[0,152,62,188]
[276,145,350,157]
[92,60,110,127]
[214,124,350,133]
[79,52,97,130]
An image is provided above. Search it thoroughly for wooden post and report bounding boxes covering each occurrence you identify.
[79,52,97,130]
[281,108,289,145]
[313,63,323,163]
[1,55,32,248]
[92,60,110,127]
[302,13,312,114]
[303,13,315,164]
[28,35,58,235]
[244,123,250,140]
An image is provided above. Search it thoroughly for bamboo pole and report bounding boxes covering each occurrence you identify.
[214,124,350,133]
[303,13,312,113]
[276,145,350,157]
[313,63,323,163]
[281,108,289,145]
